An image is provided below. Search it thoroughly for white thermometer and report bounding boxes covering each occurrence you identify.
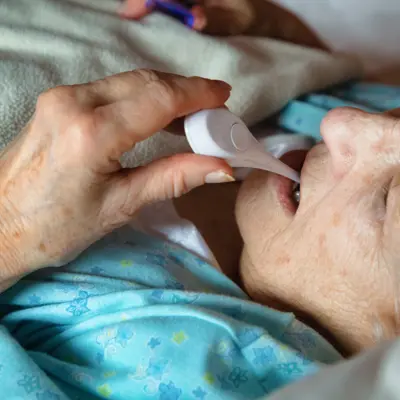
[184,108,300,183]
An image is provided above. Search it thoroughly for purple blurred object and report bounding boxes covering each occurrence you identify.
[146,0,200,28]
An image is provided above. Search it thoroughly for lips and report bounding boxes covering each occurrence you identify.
[274,150,308,214]
[274,174,298,213]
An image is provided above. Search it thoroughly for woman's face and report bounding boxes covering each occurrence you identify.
[236,107,400,353]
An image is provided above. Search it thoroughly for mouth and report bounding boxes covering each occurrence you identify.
[274,150,307,214]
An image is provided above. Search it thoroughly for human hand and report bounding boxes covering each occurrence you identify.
[236,108,400,354]
[0,70,232,286]
[119,0,327,48]
[118,0,253,35]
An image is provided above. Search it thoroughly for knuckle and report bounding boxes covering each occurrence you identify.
[134,68,161,84]
[67,113,96,139]
[33,85,96,161]
[95,75,117,94]
[63,113,97,158]
[135,69,177,110]
[152,157,189,200]
[36,85,76,113]
[170,168,189,199]
[152,81,177,110]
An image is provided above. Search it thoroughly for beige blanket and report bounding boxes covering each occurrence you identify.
[0,0,361,166]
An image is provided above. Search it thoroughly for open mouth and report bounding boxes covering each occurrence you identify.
[275,150,308,214]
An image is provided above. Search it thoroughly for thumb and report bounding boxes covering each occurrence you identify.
[105,153,234,220]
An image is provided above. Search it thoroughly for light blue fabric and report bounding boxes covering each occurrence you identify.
[277,82,400,140]
[0,226,339,400]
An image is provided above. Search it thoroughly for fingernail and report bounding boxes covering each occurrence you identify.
[214,80,232,91]
[205,171,235,184]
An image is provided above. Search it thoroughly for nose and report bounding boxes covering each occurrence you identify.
[320,108,361,179]
[320,107,400,184]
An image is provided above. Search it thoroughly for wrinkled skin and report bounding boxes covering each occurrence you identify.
[0,70,233,288]
[236,108,400,354]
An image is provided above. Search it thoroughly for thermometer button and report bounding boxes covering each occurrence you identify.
[230,123,249,151]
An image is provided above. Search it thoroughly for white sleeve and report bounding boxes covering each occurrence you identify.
[269,338,400,400]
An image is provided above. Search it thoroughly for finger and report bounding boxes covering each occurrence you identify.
[91,70,231,161]
[80,70,203,107]
[165,106,229,136]
[81,70,230,109]
[103,154,234,223]
[118,0,153,19]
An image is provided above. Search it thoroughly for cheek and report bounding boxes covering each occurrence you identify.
[326,191,384,251]
[349,181,388,228]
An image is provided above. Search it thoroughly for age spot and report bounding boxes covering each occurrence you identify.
[2,179,16,196]
[363,174,373,185]
[29,150,45,174]
[62,207,73,217]
[276,253,291,265]
[318,233,326,247]
[332,212,341,226]
[38,242,46,252]
[371,137,391,155]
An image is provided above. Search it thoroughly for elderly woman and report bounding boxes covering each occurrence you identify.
[0,69,399,400]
